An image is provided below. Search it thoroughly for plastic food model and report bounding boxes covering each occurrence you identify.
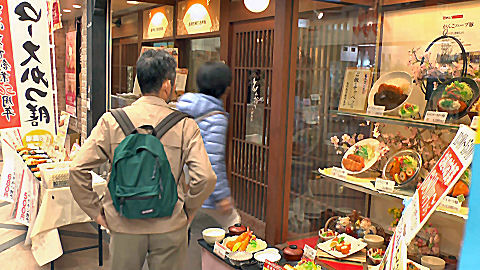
[449,168,470,199]
[226,229,255,252]
[407,262,420,270]
[374,83,408,110]
[386,155,418,184]
[342,144,374,172]
[368,248,385,264]
[409,225,440,258]
[437,81,474,114]
[399,103,420,118]
[329,236,352,255]
[284,259,321,270]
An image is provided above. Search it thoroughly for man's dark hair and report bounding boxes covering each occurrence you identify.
[196,62,232,98]
[136,49,177,95]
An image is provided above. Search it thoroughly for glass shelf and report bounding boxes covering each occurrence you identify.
[315,168,469,221]
[329,110,463,130]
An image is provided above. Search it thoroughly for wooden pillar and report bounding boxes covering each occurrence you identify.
[266,0,298,244]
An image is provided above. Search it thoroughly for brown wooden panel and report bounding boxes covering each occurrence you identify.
[228,20,274,228]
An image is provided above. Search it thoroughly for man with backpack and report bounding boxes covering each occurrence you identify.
[69,49,216,270]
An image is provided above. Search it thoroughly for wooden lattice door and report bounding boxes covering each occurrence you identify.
[228,20,274,225]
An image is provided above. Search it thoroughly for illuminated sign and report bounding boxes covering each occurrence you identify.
[177,0,219,36]
[143,6,173,39]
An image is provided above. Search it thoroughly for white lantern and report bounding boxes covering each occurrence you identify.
[244,0,270,13]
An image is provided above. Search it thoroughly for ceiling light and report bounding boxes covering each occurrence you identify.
[126,1,141,4]
[244,0,270,13]
[317,12,324,20]
[72,4,81,9]
[63,9,72,13]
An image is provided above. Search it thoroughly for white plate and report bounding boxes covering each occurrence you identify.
[317,233,367,258]
[367,71,414,113]
[341,138,381,174]
[222,236,268,253]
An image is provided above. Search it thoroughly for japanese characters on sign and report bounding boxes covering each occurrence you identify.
[6,0,56,144]
[65,31,76,116]
[338,67,372,113]
[0,0,21,129]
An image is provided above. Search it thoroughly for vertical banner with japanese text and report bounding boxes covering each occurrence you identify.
[7,0,56,145]
[0,0,21,129]
[65,31,76,116]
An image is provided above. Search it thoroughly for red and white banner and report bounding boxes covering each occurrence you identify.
[0,0,21,129]
[5,0,56,144]
[65,31,76,116]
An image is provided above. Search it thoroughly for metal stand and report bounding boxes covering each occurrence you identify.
[50,225,104,270]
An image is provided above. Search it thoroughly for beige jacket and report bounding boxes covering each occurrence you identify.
[69,96,217,234]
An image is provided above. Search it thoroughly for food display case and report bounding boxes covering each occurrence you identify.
[283,0,480,268]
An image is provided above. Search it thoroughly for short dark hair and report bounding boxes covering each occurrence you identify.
[136,49,177,95]
[196,62,232,98]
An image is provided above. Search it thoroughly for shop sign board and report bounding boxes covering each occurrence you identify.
[4,0,56,145]
[143,6,174,40]
[177,0,220,36]
[381,125,476,270]
[338,67,372,113]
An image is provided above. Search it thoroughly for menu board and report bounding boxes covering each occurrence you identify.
[143,5,174,40]
[177,0,220,36]
[338,67,373,112]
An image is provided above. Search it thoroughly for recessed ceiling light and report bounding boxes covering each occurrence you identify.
[126,1,141,4]
[63,9,72,13]
[72,4,81,9]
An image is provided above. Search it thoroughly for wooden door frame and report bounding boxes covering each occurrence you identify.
[221,0,299,244]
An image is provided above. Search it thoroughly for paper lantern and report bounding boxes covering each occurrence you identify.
[244,0,270,13]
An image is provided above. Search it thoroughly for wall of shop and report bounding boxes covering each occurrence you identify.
[80,7,88,144]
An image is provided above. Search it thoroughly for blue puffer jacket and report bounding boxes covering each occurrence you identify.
[176,93,231,209]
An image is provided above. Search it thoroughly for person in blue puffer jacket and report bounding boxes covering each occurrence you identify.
[176,62,241,229]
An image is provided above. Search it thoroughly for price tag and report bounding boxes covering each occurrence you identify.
[471,116,479,129]
[440,196,462,212]
[366,105,385,116]
[263,260,284,270]
[424,111,448,124]
[375,178,395,193]
[310,94,321,101]
[213,242,227,260]
[304,244,317,261]
[332,167,348,179]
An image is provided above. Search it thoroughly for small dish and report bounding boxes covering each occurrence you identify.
[341,138,381,174]
[367,248,385,265]
[421,256,445,270]
[202,228,226,245]
[382,150,422,189]
[283,245,304,261]
[227,251,253,266]
[364,234,384,249]
[319,228,338,242]
[368,71,414,114]
[228,223,247,236]
[254,250,281,268]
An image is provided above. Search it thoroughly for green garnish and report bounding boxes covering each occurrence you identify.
[338,236,345,244]
[355,146,369,160]
[249,240,257,248]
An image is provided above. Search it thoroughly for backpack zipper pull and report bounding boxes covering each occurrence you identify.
[152,157,159,181]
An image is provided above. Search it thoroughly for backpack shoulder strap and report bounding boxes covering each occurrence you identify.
[194,111,227,123]
[111,108,136,136]
[154,111,191,139]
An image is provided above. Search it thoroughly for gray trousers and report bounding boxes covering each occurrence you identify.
[110,226,188,270]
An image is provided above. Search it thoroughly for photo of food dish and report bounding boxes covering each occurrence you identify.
[342,139,380,174]
[368,71,413,113]
[382,150,422,187]
[425,77,480,120]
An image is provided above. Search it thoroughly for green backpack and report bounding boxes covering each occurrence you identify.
[109,109,189,219]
